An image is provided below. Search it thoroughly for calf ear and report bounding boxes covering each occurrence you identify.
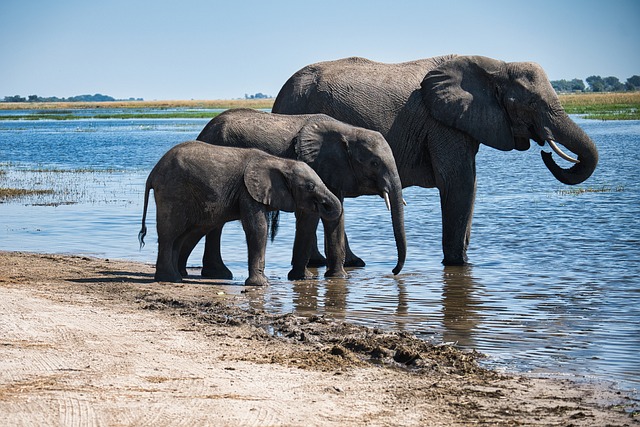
[294,119,352,190]
[244,156,297,212]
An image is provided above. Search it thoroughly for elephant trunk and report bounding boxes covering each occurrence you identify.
[540,113,598,185]
[386,174,407,275]
[317,190,343,223]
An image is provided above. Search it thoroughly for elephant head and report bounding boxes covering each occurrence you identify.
[244,154,342,222]
[421,55,598,185]
[294,117,406,274]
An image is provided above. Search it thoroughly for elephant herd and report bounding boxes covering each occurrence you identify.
[139,54,598,285]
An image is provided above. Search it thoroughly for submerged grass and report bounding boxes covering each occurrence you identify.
[556,185,625,196]
[0,188,54,200]
[0,167,135,205]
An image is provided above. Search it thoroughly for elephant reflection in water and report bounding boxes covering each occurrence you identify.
[242,277,350,321]
[441,266,482,347]
[243,267,481,345]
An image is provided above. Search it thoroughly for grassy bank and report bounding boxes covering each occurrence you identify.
[0,99,275,120]
[558,92,640,120]
[1,93,638,120]
[0,98,275,111]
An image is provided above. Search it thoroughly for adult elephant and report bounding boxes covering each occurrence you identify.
[197,108,406,279]
[272,55,598,265]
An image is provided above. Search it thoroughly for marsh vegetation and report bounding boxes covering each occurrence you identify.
[1,94,638,120]
[558,92,640,120]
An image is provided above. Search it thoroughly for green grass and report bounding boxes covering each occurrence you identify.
[0,111,222,120]
[1,93,638,120]
[559,92,640,120]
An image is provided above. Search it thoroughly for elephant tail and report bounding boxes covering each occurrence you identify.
[138,175,152,249]
[267,210,280,242]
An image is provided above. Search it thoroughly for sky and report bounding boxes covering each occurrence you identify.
[1,0,639,101]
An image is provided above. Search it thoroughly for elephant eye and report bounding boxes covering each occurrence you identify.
[305,182,316,191]
[371,160,380,168]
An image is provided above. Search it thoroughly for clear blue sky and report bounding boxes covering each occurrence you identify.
[1,0,638,100]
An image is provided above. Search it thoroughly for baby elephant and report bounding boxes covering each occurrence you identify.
[138,141,342,285]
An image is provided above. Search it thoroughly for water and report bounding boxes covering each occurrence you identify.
[1,114,638,395]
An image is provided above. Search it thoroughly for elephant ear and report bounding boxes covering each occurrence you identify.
[244,155,297,212]
[421,55,515,151]
[293,118,353,191]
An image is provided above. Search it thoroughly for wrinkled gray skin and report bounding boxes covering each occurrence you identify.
[196,108,406,279]
[138,141,342,285]
[273,55,599,265]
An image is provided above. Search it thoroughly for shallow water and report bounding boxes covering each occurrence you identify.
[1,114,638,394]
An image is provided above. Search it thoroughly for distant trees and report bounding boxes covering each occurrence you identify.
[4,95,27,102]
[551,79,586,93]
[244,92,272,99]
[551,75,640,93]
[1,93,142,103]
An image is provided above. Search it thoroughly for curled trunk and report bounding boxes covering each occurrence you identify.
[541,113,598,185]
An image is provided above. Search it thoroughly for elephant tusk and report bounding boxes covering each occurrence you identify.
[548,140,580,164]
[383,192,391,211]
[403,198,407,206]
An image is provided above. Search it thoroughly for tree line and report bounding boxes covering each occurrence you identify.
[551,75,640,93]
[2,93,143,103]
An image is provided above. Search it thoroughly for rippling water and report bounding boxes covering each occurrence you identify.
[1,114,638,394]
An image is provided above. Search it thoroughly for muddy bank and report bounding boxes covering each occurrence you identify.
[0,251,637,426]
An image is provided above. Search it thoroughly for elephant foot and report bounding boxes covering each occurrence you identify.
[201,266,233,280]
[154,270,183,283]
[245,274,269,286]
[179,268,188,277]
[288,268,313,280]
[324,267,348,279]
[344,254,365,268]
[441,256,469,266]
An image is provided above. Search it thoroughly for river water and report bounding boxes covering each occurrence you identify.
[1,113,638,395]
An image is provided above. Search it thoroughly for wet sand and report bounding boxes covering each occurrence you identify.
[0,251,637,426]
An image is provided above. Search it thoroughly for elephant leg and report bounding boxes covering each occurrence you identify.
[241,205,269,286]
[306,233,327,267]
[322,211,348,278]
[342,232,366,267]
[178,230,204,277]
[289,211,320,280]
[438,170,476,266]
[155,236,183,283]
[307,226,365,268]
[201,226,233,279]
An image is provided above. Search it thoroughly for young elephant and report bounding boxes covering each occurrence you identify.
[138,141,342,285]
[196,108,406,280]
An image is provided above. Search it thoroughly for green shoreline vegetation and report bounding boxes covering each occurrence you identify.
[559,92,640,120]
[0,93,638,120]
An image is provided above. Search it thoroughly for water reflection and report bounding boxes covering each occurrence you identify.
[441,266,482,347]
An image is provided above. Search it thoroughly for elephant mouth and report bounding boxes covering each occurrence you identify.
[538,139,580,164]
[545,140,580,164]
[529,126,580,164]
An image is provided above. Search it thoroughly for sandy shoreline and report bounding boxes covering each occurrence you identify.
[0,251,637,426]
